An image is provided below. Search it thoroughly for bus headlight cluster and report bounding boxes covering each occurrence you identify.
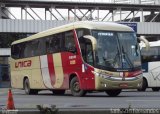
[92,71,111,79]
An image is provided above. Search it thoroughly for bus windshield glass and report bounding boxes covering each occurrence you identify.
[92,30,141,71]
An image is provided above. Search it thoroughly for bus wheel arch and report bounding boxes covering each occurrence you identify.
[23,77,38,95]
[69,74,86,97]
[23,76,28,89]
[137,77,148,91]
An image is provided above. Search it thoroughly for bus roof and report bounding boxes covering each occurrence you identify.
[12,21,134,45]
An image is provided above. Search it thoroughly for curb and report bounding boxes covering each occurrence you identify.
[1,107,160,114]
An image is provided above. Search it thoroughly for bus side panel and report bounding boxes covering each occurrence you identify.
[30,57,46,89]
[83,64,95,90]
[10,70,22,88]
[10,57,46,89]
[61,52,85,89]
[40,55,54,89]
[40,54,68,89]
[10,58,32,89]
[142,62,151,87]
[147,62,160,87]
[73,29,96,90]
[52,53,66,89]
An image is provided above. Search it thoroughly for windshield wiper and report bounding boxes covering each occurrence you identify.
[121,46,134,68]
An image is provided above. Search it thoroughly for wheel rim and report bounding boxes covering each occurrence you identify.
[73,81,80,92]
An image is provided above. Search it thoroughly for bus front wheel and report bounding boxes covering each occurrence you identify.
[24,78,38,95]
[105,89,122,97]
[137,78,147,91]
[70,77,86,97]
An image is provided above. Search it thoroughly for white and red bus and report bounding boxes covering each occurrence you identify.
[10,21,145,97]
[138,41,160,91]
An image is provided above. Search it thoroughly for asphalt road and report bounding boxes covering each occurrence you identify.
[1,89,160,109]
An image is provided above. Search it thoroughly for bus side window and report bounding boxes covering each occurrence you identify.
[46,37,54,53]
[64,31,75,52]
[46,34,62,54]
[11,44,21,59]
[32,40,39,56]
[37,38,46,55]
[141,46,160,63]
[54,34,62,52]
[23,40,39,57]
[11,43,26,59]
[86,43,94,65]
[19,43,25,58]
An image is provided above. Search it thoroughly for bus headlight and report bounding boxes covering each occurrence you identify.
[92,71,110,79]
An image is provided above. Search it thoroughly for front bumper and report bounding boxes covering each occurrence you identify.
[95,74,143,90]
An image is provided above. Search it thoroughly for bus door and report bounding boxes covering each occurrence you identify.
[60,31,83,89]
[79,38,95,89]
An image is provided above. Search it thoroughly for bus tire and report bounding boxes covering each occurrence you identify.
[152,88,160,91]
[24,78,38,95]
[137,78,147,91]
[70,77,86,97]
[105,89,122,97]
[52,90,65,95]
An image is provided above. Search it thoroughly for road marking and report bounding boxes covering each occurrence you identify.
[127,100,160,102]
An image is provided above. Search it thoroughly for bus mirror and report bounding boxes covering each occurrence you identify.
[138,36,150,50]
[83,35,97,51]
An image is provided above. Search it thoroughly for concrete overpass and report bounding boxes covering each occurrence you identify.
[0,19,160,35]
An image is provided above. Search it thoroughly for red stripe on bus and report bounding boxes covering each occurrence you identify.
[47,54,56,87]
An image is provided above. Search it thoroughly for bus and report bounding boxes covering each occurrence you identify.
[139,41,160,91]
[10,21,146,97]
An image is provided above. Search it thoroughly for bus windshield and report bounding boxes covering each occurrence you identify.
[92,30,141,71]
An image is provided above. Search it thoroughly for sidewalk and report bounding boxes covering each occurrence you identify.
[0,88,10,95]
[0,88,20,95]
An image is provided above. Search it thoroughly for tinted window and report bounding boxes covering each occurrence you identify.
[46,34,62,54]
[76,28,91,38]
[24,40,39,57]
[11,31,75,59]
[64,31,75,51]
[141,46,160,63]
[37,38,46,55]
[12,38,47,59]
[11,44,21,59]
[79,38,94,66]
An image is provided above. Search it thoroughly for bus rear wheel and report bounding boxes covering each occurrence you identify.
[52,90,65,95]
[105,89,122,97]
[70,77,86,97]
[152,87,160,91]
[24,78,38,95]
